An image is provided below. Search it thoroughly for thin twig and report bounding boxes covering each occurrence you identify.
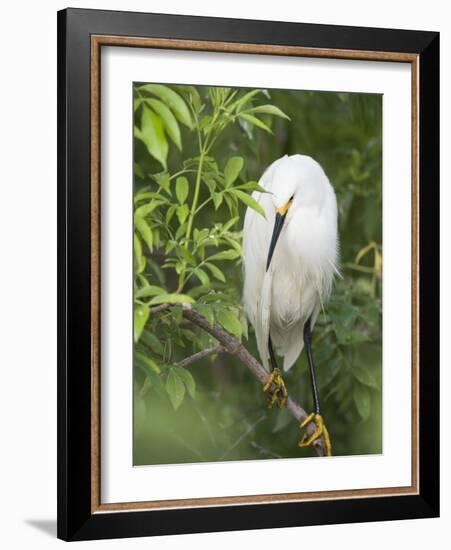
[149,303,172,314]
[178,345,225,368]
[219,415,267,461]
[250,441,283,459]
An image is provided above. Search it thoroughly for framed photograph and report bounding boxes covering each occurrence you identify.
[57,8,439,541]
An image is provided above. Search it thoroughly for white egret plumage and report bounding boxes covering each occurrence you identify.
[243,154,339,455]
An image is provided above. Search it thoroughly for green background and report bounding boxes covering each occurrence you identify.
[133,85,382,464]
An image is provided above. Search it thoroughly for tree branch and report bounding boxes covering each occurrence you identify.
[181,306,327,457]
[178,345,225,368]
[148,302,327,455]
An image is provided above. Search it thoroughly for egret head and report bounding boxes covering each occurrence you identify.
[265,155,328,271]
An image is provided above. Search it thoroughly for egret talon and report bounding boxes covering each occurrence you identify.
[263,368,288,409]
[299,413,332,456]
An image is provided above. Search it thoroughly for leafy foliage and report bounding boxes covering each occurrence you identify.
[133,84,382,464]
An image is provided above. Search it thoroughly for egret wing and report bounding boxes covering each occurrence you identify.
[242,164,276,371]
[255,266,273,371]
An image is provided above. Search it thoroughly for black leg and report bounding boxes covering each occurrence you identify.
[303,317,321,415]
[268,334,278,372]
[300,318,332,456]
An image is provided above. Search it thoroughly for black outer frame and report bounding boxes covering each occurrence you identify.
[57,7,439,542]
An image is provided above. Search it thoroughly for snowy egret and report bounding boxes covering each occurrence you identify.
[243,154,339,456]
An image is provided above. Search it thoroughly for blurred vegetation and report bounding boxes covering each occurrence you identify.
[132,83,382,465]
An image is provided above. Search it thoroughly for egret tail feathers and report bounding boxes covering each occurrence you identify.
[282,306,320,371]
[282,338,305,371]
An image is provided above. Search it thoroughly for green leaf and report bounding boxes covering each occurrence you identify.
[136,285,166,298]
[246,104,290,120]
[134,303,150,343]
[179,328,198,345]
[217,309,242,337]
[177,245,196,265]
[174,261,184,275]
[171,305,183,323]
[138,368,166,397]
[199,115,212,133]
[238,116,254,140]
[194,228,210,244]
[134,98,142,112]
[140,105,168,169]
[176,176,189,205]
[194,268,210,286]
[353,384,372,420]
[224,157,244,187]
[144,97,182,150]
[134,200,163,219]
[134,125,142,140]
[176,204,189,224]
[200,291,227,302]
[212,192,223,210]
[152,171,171,195]
[134,233,144,274]
[176,367,196,398]
[223,237,242,255]
[147,258,166,285]
[149,293,194,306]
[138,84,193,129]
[221,217,240,233]
[175,222,187,240]
[240,312,248,340]
[352,365,380,390]
[232,189,266,218]
[204,262,226,282]
[134,162,145,179]
[330,304,358,344]
[236,181,267,193]
[134,351,161,374]
[134,191,168,204]
[232,89,263,112]
[238,113,272,134]
[134,232,142,263]
[194,304,215,326]
[202,173,217,193]
[223,192,236,216]
[166,204,177,224]
[166,369,186,410]
[140,330,165,356]
[176,85,202,112]
[135,217,153,251]
[207,249,240,262]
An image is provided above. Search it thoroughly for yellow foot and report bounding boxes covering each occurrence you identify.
[299,413,333,456]
[263,368,288,408]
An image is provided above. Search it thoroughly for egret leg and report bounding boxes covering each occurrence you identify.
[262,335,288,408]
[298,318,333,456]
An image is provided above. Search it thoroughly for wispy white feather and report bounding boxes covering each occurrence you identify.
[255,267,273,371]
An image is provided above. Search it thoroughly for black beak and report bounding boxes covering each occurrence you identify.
[266,212,286,271]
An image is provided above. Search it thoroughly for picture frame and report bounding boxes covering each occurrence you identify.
[57,7,439,541]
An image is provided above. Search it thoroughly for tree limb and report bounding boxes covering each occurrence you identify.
[181,306,327,457]
[149,303,173,314]
[148,302,327,455]
[178,345,225,368]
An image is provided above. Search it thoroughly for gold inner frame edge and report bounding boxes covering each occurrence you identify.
[90,35,420,514]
